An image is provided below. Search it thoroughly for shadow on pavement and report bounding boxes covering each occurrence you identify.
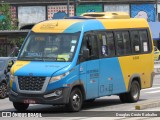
[0,98,147,114]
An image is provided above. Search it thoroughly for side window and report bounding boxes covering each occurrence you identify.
[106,32,115,56]
[122,31,131,55]
[80,33,99,61]
[131,31,141,54]
[98,32,115,57]
[139,30,149,53]
[115,31,131,56]
[91,35,99,57]
[115,32,124,55]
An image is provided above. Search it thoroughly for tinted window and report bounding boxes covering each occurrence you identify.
[115,31,131,55]
[80,33,99,60]
[122,31,131,54]
[131,31,141,54]
[106,32,115,56]
[115,32,124,55]
[139,30,149,53]
[98,32,115,57]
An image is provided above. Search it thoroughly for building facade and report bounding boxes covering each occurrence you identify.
[0,0,160,56]
[0,0,159,28]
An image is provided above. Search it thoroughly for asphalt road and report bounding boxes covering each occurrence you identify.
[0,75,160,120]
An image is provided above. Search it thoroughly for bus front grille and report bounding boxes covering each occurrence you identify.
[18,76,45,91]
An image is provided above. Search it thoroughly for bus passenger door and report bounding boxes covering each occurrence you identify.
[79,33,100,99]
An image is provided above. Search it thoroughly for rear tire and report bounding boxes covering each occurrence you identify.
[119,93,127,103]
[119,81,140,103]
[13,102,29,111]
[66,88,83,112]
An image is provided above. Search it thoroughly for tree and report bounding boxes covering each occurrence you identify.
[0,4,22,57]
[0,4,18,30]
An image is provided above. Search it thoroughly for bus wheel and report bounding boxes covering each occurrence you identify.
[119,93,127,103]
[127,81,140,102]
[13,102,29,111]
[119,81,140,103]
[66,88,83,112]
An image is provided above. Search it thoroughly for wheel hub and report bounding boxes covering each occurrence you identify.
[132,84,139,99]
[72,94,80,108]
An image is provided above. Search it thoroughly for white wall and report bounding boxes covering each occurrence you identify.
[104,4,130,14]
[18,6,46,28]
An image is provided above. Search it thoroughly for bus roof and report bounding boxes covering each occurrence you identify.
[32,18,149,33]
[80,12,130,19]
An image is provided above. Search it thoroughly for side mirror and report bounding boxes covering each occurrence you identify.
[7,67,11,72]
[83,49,89,59]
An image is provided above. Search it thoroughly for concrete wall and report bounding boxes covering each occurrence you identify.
[104,4,130,14]
[18,6,46,28]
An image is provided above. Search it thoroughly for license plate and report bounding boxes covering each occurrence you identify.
[24,99,36,104]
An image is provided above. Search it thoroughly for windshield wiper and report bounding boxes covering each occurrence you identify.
[56,57,66,62]
[18,57,43,61]
[42,57,57,61]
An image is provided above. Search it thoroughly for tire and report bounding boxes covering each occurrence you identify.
[0,82,8,99]
[13,102,29,111]
[119,93,127,103]
[119,81,140,103]
[127,81,140,102]
[66,88,83,112]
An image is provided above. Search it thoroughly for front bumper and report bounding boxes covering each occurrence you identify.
[9,87,70,105]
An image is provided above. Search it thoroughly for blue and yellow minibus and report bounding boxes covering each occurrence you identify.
[9,12,154,112]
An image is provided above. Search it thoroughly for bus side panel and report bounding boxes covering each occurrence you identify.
[99,57,126,96]
[79,60,99,100]
[118,53,154,91]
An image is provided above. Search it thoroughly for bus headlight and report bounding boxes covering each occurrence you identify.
[49,72,70,83]
[10,75,15,88]
[10,75,15,82]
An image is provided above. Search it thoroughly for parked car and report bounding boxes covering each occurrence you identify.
[0,57,16,99]
[154,46,160,61]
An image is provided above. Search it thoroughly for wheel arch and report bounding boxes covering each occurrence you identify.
[66,80,86,103]
[128,74,141,92]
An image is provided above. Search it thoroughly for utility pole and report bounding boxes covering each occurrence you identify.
[156,0,158,21]
[67,0,70,17]
[67,0,80,17]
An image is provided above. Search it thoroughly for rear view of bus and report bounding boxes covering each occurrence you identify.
[9,12,154,112]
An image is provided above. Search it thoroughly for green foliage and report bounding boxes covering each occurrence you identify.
[10,37,25,48]
[0,4,18,30]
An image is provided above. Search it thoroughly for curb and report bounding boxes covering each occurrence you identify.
[135,100,160,110]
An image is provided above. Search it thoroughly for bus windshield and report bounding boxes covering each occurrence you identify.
[19,32,80,62]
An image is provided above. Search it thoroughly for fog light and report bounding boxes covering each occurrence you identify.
[44,89,63,98]
[55,89,62,96]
